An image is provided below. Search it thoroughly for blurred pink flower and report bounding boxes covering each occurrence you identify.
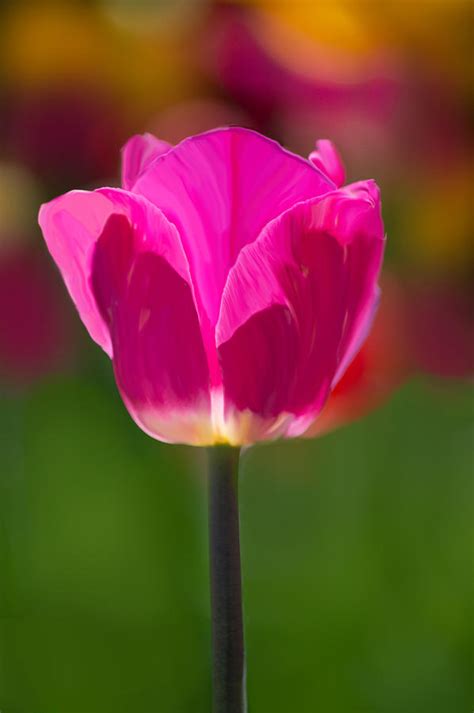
[0,246,75,385]
[6,89,128,187]
[148,99,251,146]
[207,7,400,124]
[406,280,474,380]
[38,128,384,445]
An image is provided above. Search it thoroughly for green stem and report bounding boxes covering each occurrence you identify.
[207,446,246,713]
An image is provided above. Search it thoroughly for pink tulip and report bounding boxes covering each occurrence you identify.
[38,127,384,446]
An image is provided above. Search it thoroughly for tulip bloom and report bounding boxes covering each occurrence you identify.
[38,128,384,446]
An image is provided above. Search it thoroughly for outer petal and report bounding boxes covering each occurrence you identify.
[327,181,384,385]
[39,188,212,444]
[309,140,346,188]
[38,187,193,356]
[216,182,385,444]
[39,189,117,355]
[121,133,172,190]
[91,208,212,445]
[133,127,335,329]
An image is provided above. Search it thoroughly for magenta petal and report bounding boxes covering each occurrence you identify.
[133,127,334,328]
[38,187,191,356]
[39,189,118,356]
[121,133,172,190]
[217,185,385,442]
[91,213,212,444]
[309,140,346,188]
[324,181,385,386]
[39,187,213,443]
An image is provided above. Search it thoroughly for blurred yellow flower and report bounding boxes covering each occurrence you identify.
[245,0,471,88]
[0,162,41,247]
[1,1,201,122]
[402,163,473,273]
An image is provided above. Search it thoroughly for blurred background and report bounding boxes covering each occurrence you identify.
[0,1,472,711]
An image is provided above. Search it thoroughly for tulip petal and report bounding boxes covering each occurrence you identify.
[309,140,346,188]
[39,187,212,444]
[39,189,117,356]
[121,133,172,190]
[327,181,385,386]
[133,127,334,328]
[39,188,192,356]
[91,212,212,445]
[217,183,384,442]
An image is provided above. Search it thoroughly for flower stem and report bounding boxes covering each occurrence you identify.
[207,446,246,713]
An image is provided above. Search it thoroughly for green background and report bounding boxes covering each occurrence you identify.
[1,361,472,713]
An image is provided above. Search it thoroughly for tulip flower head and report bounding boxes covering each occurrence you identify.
[39,128,384,445]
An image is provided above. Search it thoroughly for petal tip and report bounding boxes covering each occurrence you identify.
[309,139,346,188]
